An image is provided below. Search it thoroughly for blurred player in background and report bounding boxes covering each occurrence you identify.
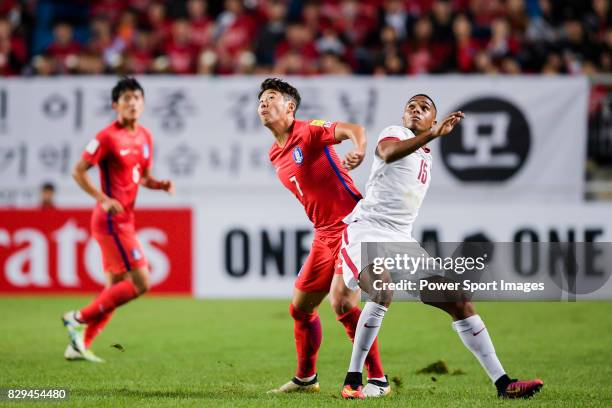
[39,182,56,209]
[338,95,544,399]
[258,78,389,397]
[62,77,174,362]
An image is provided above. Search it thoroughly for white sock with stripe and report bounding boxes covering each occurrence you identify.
[452,314,505,382]
[348,302,388,373]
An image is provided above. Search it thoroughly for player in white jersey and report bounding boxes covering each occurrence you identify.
[338,95,544,400]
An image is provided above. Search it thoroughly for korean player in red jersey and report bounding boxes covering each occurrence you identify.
[258,78,389,397]
[62,77,174,362]
[337,95,543,399]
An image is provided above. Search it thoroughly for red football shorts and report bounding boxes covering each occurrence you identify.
[92,226,148,275]
[295,231,343,293]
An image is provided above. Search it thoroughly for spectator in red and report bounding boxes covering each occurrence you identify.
[88,17,113,56]
[146,1,172,48]
[274,22,319,73]
[585,0,611,43]
[187,0,214,49]
[274,49,314,75]
[302,1,332,37]
[450,14,480,72]
[163,19,199,74]
[215,0,257,58]
[123,27,154,74]
[0,18,27,76]
[505,0,529,39]
[45,21,82,74]
[91,0,128,24]
[599,28,612,73]
[404,16,451,74]
[329,0,377,47]
[468,0,504,38]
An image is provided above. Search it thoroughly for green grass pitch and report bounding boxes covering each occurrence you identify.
[1,297,611,407]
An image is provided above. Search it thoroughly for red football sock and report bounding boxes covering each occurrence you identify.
[289,303,322,379]
[337,306,385,379]
[84,310,114,348]
[79,280,139,323]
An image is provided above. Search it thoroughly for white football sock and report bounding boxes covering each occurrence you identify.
[348,302,388,373]
[452,314,506,382]
[295,374,316,382]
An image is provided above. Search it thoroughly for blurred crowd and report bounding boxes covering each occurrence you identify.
[0,0,610,76]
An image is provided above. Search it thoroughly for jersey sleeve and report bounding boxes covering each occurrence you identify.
[307,119,338,149]
[376,126,412,144]
[82,131,110,166]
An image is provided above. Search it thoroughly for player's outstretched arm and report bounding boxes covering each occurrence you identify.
[72,158,124,214]
[334,122,367,170]
[377,111,464,164]
[140,167,174,195]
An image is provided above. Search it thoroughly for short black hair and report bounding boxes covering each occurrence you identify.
[112,77,144,103]
[408,94,437,115]
[258,78,301,113]
[41,182,55,191]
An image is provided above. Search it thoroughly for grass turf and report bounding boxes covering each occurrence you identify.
[1,297,611,407]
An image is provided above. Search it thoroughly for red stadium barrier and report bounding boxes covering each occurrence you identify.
[0,209,192,294]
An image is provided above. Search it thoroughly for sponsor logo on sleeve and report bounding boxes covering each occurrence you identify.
[85,139,100,154]
[310,119,333,128]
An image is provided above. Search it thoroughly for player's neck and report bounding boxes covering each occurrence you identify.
[268,117,294,148]
[117,118,138,132]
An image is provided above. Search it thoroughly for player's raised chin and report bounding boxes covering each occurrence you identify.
[403,96,437,133]
[257,89,295,126]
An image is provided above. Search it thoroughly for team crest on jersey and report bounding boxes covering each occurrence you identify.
[293,146,304,164]
[310,119,333,128]
[143,144,150,159]
[132,248,142,261]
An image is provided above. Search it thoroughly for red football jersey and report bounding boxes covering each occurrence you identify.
[269,119,362,236]
[82,121,153,233]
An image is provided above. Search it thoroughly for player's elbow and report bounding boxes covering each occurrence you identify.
[71,165,83,182]
[377,148,396,164]
[354,125,366,142]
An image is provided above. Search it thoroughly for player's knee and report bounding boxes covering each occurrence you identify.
[369,288,393,308]
[330,293,354,316]
[134,280,148,295]
[130,271,149,295]
[456,301,475,320]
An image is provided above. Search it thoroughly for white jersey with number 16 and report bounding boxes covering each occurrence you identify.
[344,125,432,238]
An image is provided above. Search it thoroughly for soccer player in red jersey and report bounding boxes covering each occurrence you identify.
[62,77,174,362]
[259,78,389,397]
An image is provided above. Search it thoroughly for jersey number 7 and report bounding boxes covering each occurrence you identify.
[289,175,304,197]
